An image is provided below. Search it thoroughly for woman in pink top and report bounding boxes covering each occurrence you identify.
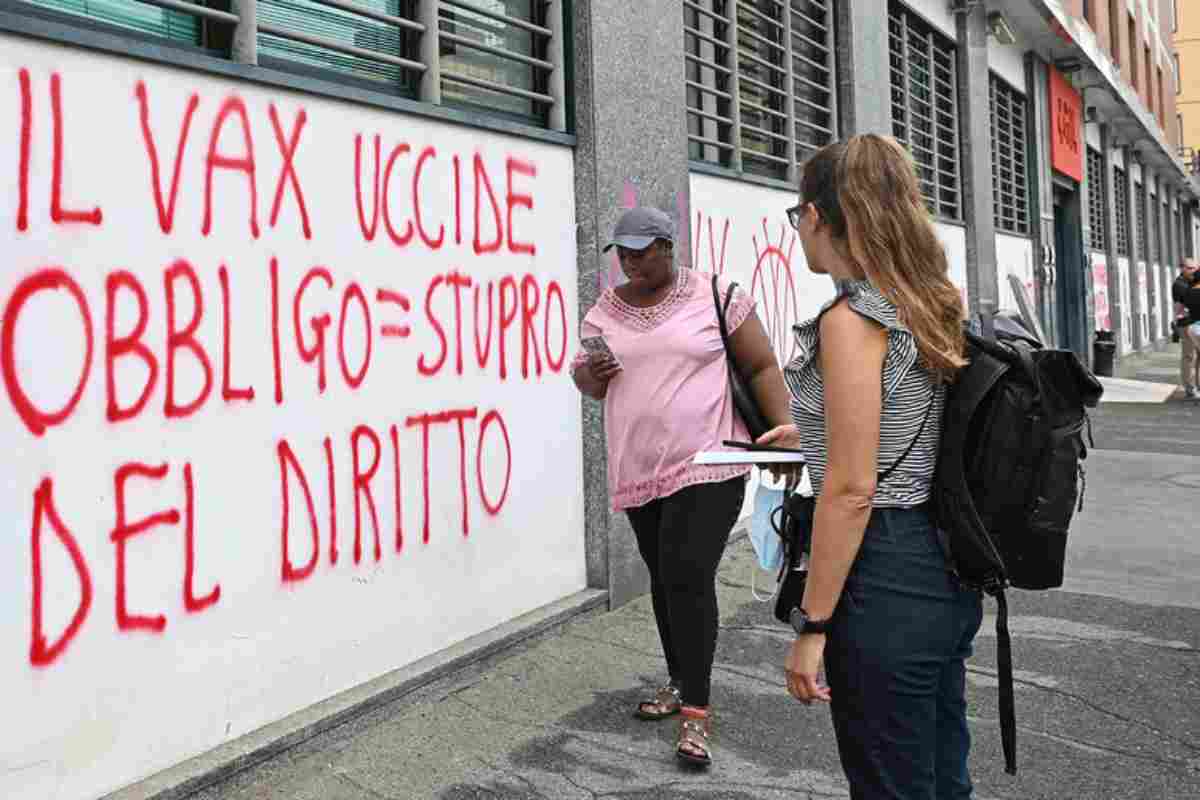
[571,207,793,767]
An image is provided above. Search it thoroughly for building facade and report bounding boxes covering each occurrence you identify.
[0,1,1195,798]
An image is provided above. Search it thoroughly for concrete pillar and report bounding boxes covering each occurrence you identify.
[955,3,999,320]
[835,0,892,136]
[1099,125,1123,348]
[230,0,257,65]
[1027,54,1057,344]
[570,0,690,608]
[1117,146,1138,357]
[1133,169,1149,352]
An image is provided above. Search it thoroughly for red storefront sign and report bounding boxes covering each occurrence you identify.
[1048,65,1083,182]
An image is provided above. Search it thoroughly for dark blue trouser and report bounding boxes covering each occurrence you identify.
[824,506,984,800]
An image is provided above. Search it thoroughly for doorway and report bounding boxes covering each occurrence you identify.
[1053,186,1088,360]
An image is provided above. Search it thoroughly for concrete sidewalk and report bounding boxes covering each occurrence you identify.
[180,443,1200,800]
[1115,342,1186,388]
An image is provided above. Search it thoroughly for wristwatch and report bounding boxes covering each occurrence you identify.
[789,607,832,636]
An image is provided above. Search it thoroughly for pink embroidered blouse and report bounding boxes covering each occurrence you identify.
[572,268,755,511]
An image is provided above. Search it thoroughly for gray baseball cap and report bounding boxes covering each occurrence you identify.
[602,207,675,252]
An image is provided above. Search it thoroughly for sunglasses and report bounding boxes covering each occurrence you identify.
[786,201,810,231]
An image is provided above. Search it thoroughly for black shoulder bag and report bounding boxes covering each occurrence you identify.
[712,275,771,441]
[770,393,935,625]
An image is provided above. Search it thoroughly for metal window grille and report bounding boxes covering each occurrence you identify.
[685,0,838,181]
[20,0,209,43]
[258,0,424,95]
[989,74,1028,235]
[1135,182,1147,260]
[1113,167,1130,257]
[19,0,565,129]
[889,1,960,221]
[1085,147,1107,252]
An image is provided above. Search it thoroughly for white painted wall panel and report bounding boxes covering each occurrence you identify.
[996,234,1036,313]
[0,35,584,800]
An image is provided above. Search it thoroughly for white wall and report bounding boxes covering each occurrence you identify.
[689,172,835,364]
[1091,252,1112,331]
[1118,257,1135,352]
[903,0,956,39]
[0,35,584,800]
[988,37,1027,92]
[935,223,969,305]
[688,175,971,356]
[996,234,1036,314]
[1136,261,1151,344]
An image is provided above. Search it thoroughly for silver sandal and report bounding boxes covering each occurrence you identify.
[634,684,681,720]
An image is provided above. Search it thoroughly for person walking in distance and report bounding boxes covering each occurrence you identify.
[758,135,981,798]
[570,207,794,767]
[1173,258,1200,399]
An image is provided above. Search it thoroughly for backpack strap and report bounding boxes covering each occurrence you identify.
[995,587,1018,775]
[877,390,935,483]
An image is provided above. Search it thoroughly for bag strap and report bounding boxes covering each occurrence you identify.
[712,274,734,352]
[995,588,1018,775]
[877,390,936,483]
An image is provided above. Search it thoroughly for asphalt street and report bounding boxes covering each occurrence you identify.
[160,384,1200,800]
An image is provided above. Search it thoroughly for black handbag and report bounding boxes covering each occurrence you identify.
[769,394,936,626]
[711,275,771,441]
[770,490,815,624]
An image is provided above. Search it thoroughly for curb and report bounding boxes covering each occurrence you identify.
[102,589,609,800]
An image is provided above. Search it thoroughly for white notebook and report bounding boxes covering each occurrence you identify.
[693,450,807,465]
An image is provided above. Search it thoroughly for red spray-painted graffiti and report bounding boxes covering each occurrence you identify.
[5,67,567,670]
[750,220,800,363]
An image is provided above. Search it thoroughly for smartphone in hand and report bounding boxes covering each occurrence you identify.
[581,335,622,370]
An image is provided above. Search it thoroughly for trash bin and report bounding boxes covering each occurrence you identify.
[1092,331,1116,377]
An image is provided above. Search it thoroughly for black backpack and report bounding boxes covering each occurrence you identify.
[933,314,1104,775]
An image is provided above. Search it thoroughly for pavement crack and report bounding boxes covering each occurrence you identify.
[563,632,663,661]
[1019,723,1189,769]
[559,769,602,800]
[968,666,1200,756]
[474,756,552,799]
[330,769,395,800]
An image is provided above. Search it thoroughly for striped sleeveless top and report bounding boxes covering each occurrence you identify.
[783,280,943,508]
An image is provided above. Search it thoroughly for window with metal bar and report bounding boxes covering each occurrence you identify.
[258,0,423,96]
[18,0,203,44]
[1135,182,1147,261]
[1085,148,1107,252]
[12,0,566,129]
[684,0,838,181]
[439,0,551,121]
[256,0,555,122]
[889,1,961,221]
[989,74,1028,236]
[1114,167,1130,257]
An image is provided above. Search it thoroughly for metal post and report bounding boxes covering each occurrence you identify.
[419,0,442,105]
[230,0,257,65]
[547,0,567,131]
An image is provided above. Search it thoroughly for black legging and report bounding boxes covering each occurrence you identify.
[625,476,746,708]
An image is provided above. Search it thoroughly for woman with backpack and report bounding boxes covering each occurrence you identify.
[758,134,982,799]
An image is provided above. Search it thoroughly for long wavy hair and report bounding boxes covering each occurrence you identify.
[800,134,967,382]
